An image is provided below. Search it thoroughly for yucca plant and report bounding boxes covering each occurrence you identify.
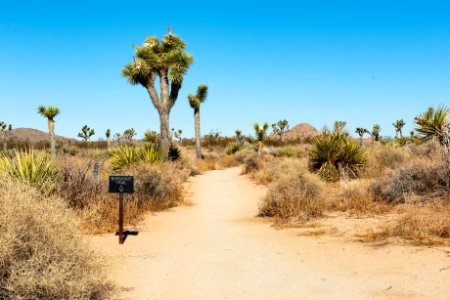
[188,84,208,159]
[254,122,269,155]
[309,131,367,181]
[0,150,59,194]
[415,105,450,167]
[110,145,161,171]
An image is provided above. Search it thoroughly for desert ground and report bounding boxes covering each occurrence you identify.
[92,167,450,300]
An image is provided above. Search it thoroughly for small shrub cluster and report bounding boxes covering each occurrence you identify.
[259,171,326,223]
[225,141,241,155]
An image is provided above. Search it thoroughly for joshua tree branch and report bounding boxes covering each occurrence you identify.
[146,71,161,111]
[169,81,182,107]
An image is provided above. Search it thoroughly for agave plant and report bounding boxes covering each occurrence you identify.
[0,150,59,194]
[110,145,161,171]
[309,131,367,181]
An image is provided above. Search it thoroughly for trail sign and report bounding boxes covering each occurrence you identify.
[109,176,134,193]
[109,176,134,244]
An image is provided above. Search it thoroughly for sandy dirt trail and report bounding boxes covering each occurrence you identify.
[92,167,450,300]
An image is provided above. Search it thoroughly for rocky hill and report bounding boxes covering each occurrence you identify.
[7,128,72,143]
[270,123,320,141]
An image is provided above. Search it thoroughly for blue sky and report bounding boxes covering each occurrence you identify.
[0,0,449,139]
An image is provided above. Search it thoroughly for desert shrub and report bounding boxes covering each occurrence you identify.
[110,144,160,171]
[0,184,112,299]
[241,152,263,174]
[251,158,306,185]
[277,146,295,157]
[407,140,439,160]
[0,150,59,195]
[339,180,373,213]
[309,132,368,181]
[197,154,239,172]
[259,171,326,222]
[58,158,104,210]
[225,141,241,155]
[368,143,409,173]
[371,162,450,204]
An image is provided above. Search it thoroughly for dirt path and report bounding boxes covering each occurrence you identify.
[92,167,450,300]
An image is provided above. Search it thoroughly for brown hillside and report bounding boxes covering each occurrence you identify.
[7,128,72,143]
[270,123,320,141]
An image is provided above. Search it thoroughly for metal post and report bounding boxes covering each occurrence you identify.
[119,193,124,244]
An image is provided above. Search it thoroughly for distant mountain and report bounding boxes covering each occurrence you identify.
[270,123,320,141]
[7,128,73,143]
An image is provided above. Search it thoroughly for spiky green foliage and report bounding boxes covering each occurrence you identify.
[309,131,368,181]
[105,129,111,138]
[109,145,161,172]
[144,130,158,144]
[254,123,269,142]
[121,30,193,158]
[226,141,241,155]
[0,150,59,194]
[37,105,60,120]
[188,84,208,111]
[334,121,347,133]
[168,144,181,161]
[414,105,450,165]
[78,125,95,142]
[393,119,406,138]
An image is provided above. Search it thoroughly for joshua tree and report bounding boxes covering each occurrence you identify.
[393,119,406,139]
[188,84,208,159]
[123,128,136,142]
[0,121,12,151]
[409,130,415,139]
[334,121,347,133]
[253,122,269,155]
[415,105,450,166]
[113,132,122,144]
[105,129,111,149]
[122,28,193,159]
[235,129,243,145]
[78,125,95,143]
[271,119,289,141]
[37,105,60,159]
[355,127,369,146]
[170,128,183,143]
[371,124,381,142]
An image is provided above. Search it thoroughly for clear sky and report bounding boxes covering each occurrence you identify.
[0,0,449,139]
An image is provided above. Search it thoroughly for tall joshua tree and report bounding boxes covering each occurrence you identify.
[393,119,406,139]
[355,127,369,146]
[415,105,450,167]
[188,84,208,159]
[106,129,111,149]
[37,105,60,159]
[122,28,193,159]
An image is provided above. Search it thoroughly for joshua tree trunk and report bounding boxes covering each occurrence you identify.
[439,133,450,169]
[159,110,170,158]
[194,109,202,159]
[106,137,111,149]
[48,119,56,159]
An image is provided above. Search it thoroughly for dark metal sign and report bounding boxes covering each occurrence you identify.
[109,176,134,194]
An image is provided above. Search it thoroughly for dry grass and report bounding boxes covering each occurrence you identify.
[197,154,240,173]
[0,184,112,299]
[356,205,450,245]
[259,171,326,223]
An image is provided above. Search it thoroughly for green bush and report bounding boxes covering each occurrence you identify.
[277,146,294,157]
[225,141,241,155]
[0,150,59,195]
[309,132,368,181]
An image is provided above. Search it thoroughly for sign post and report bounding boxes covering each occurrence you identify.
[109,176,134,244]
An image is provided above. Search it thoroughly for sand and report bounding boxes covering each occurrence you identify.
[91,167,450,299]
